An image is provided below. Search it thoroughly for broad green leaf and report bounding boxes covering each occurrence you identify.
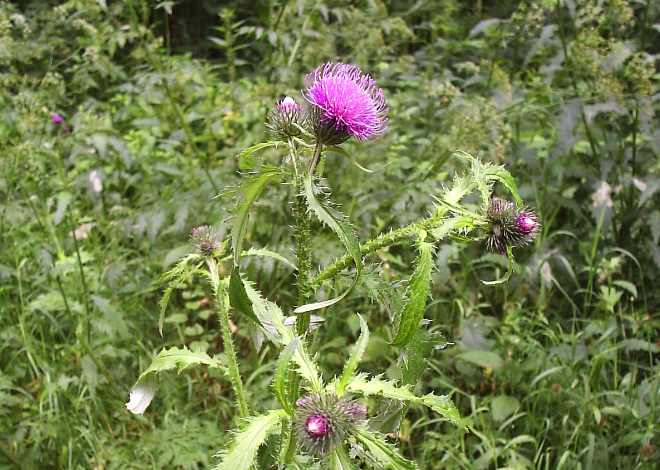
[391,234,434,347]
[458,350,503,369]
[274,337,300,416]
[401,329,447,386]
[237,141,282,170]
[228,268,263,326]
[295,175,361,314]
[213,410,287,470]
[127,346,226,414]
[158,253,203,335]
[328,446,359,470]
[230,167,285,265]
[351,428,417,470]
[337,314,369,396]
[346,375,463,428]
[490,395,520,422]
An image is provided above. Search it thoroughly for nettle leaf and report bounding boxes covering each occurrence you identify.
[336,313,369,396]
[294,175,361,314]
[329,446,359,470]
[213,410,287,470]
[274,337,300,416]
[228,268,263,326]
[346,375,463,428]
[127,347,226,415]
[351,428,417,470]
[391,233,434,347]
[229,166,286,266]
[157,253,203,335]
[237,141,282,170]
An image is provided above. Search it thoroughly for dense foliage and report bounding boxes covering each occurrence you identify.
[1,0,659,469]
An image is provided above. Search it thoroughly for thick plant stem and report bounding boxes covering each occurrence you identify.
[207,259,249,418]
[294,172,314,336]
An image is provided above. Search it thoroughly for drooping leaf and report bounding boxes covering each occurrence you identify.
[294,175,361,314]
[274,337,300,416]
[391,233,434,347]
[127,347,226,414]
[213,410,287,470]
[229,166,285,266]
[336,313,369,396]
[351,428,417,470]
[228,268,263,326]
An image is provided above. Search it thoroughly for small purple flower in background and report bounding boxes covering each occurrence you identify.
[303,62,388,145]
[485,198,540,254]
[52,114,64,124]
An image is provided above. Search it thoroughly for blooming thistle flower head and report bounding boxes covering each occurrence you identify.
[190,225,221,257]
[295,393,367,456]
[52,114,63,124]
[485,198,540,254]
[266,96,305,141]
[302,62,388,146]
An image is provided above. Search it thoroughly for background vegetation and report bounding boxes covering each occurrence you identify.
[1,0,659,468]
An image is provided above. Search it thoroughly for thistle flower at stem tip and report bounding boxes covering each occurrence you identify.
[303,62,388,146]
[484,198,540,254]
[266,96,305,141]
[190,225,221,257]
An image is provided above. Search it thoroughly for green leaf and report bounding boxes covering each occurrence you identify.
[229,167,285,266]
[127,346,226,415]
[329,446,359,470]
[295,175,361,314]
[213,410,287,470]
[346,375,463,428]
[458,350,503,369]
[158,253,203,335]
[244,247,296,270]
[228,268,263,327]
[391,234,434,347]
[483,165,523,206]
[490,395,520,422]
[401,329,447,386]
[274,337,300,416]
[237,141,282,170]
[351,428,417,470]
[337,313,369,396]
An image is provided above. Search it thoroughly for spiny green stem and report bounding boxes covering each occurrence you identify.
[207,259,249,418]
[312,206,451,287]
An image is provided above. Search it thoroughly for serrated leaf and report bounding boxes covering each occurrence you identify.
[337,314,369,396]
[229,268,263,326]
[127,347,226,414]
[237,141,282,170]
[295,175,361,314]
[158,253,203,335]
[244,247,296,270]
[274,337,300,416]
[346,375,463,428]
[401,329,447,385]
[351,428,417,470]
[229,167,285,265]
[391,236,434,347]
[213,410,287,470]
[483,165,523,206]
[329,446,359,470]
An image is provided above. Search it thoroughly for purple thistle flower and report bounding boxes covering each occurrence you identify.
[305,414,328,437]
[266,96,305,141]
[190,225,221,257]
[277,96,301,115]
[52,114,64,124]
[484,198,540,254]
[303,62,388,144]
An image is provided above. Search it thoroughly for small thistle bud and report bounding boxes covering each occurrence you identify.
[190,225,221,257]
[485,198,540,254]
[295,393,366,456]
[266,96,305,141]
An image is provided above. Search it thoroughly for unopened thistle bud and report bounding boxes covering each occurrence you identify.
[485,198,540,254]
[190,225,221,257]
[295,393,367,456]
[266,96,305,141]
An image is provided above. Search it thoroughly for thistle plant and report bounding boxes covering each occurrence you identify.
[127,62,540,469]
